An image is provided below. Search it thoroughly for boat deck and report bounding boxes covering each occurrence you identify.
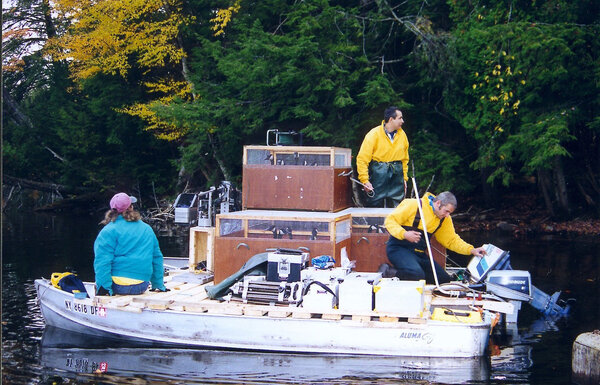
[93,279,424,323]
[91,271,513,323]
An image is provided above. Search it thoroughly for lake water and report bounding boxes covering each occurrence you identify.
[2,211,599,384]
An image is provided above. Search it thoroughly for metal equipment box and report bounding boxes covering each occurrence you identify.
[266,249,309,282]
[173,193,198,225]
[230,276,303,305]
[374,278,426,317]
[300,267,349,312]
[337,272,382,313]
[242,145,353,212]
[467,244,510,283]
[213,210,352,284]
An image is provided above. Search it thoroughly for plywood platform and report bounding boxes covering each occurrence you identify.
[93,281,436,323]
[92,276,512,323]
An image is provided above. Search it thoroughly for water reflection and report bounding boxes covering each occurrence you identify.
[488,316,559,383]
[39,326,490,384]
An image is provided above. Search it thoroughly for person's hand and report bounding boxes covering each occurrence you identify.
[153,287,170,292]
[404,230,422,243]
[363,181,374,192]
[96,286,112,296]
[471,246,487,257]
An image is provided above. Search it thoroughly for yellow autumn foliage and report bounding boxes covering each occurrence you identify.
[211,0,241,37]
[48,0,194,141]
[122,102,184,141]
[468,46,528,138]
[119,79,192,140]
[50,0,190,79]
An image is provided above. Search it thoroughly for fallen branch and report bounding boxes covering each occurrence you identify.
[3,174,88,195]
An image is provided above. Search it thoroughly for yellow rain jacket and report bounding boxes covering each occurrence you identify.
[384,192,474,255]
[356,122,409,185]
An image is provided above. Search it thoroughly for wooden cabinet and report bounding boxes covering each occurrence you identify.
[213,210,352,284]
[189,227,215,271]
[344,207,392,272]
[351,232,390,272]
[242,146,353,212]
[213,238,350,284]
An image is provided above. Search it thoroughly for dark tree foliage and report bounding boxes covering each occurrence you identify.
[438,0,600,216]
[3,71,178,198]
[3,0,599,219]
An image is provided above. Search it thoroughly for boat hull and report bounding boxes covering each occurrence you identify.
[35,279,491,357]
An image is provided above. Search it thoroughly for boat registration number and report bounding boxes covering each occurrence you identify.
[66,357,108,373]
[64,300,107,317]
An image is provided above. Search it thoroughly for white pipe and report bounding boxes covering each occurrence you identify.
[411,177,439,287]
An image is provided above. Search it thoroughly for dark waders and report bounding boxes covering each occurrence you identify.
[385,211,452,284]
[365,161,405,207]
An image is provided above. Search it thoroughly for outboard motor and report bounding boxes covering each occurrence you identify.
[529,286,571,319]
[466,244,571,322]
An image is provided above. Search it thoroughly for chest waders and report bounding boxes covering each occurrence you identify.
[366,161,405,207]
[394,211,445,253]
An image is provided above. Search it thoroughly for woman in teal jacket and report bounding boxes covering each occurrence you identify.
[94,192,167,296]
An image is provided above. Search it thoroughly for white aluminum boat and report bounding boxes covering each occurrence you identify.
[35,275,496,357]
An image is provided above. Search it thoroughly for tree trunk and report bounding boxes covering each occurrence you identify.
[480,168,498,208]
[537,168,556,217]
[586,165,600,195]
[575,179,595,206]
[2,88,34,129]
[208,133,231,181]
[552,155,570,217]
[41,0,57,39]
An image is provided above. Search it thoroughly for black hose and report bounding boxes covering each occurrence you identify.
[297,280,338,307]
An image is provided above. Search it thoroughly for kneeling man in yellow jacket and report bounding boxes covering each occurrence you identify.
[384,191,487,283]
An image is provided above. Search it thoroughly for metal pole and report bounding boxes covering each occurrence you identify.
[411,177,439,287]
[349,177,375,197]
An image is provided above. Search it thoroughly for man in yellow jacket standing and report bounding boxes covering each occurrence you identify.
[356,106,409,207]
[384,191,487,284]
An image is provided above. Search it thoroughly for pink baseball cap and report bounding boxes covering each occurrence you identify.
[109,192,138,213]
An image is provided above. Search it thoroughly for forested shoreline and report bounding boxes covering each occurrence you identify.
[3,1,599,224]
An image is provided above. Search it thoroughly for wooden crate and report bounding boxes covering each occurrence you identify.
[213,210,352,284]
[242,146,353,212]
[189,227,215,271]
[341,207,447,273]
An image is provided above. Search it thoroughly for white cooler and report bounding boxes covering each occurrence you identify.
[374,278,426,317]
[338,272,382,313]
[302,281,339,312]
[301,267,348,313]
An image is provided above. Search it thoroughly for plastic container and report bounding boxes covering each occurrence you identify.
[374,278,425,317]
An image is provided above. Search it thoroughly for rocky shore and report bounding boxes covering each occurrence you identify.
[453,194,600,237]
